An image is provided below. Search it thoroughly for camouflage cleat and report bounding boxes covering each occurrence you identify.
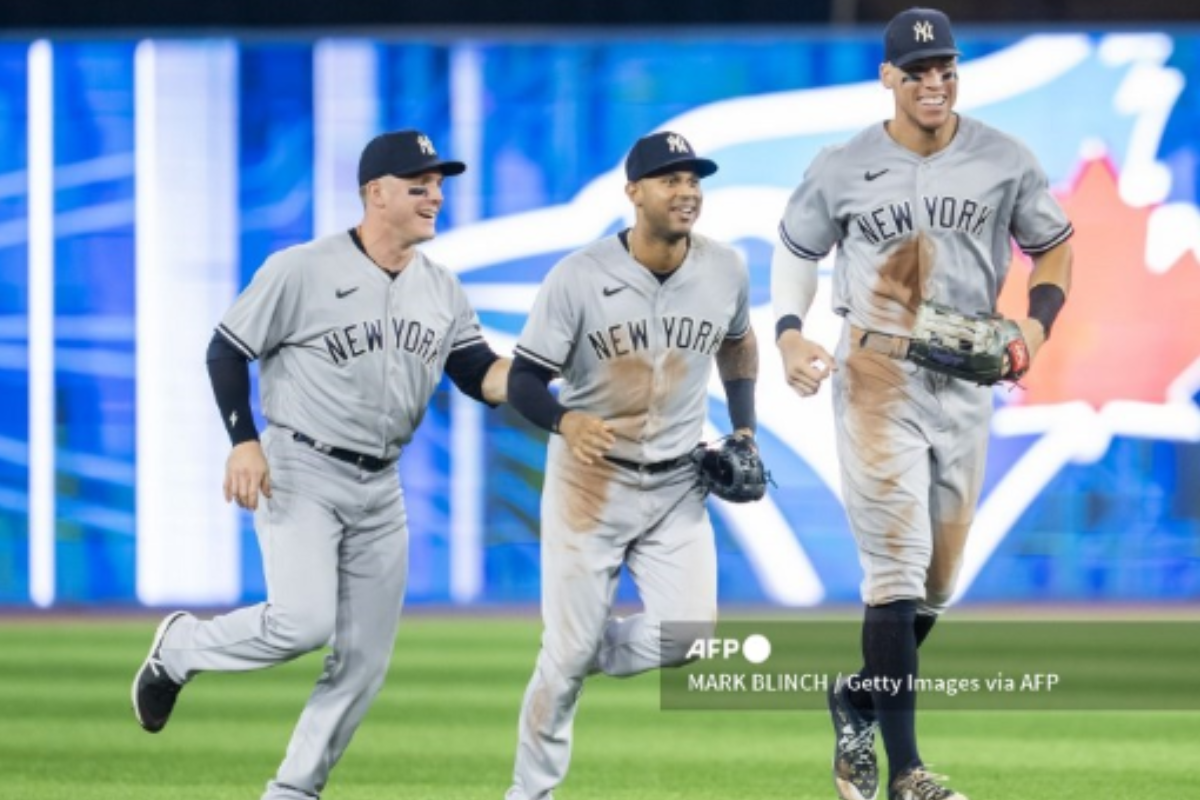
[888,768,968,800]
[828,675,880,800]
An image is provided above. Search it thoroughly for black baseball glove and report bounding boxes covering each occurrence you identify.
[692,435,771,503]
[906,300,1030,386]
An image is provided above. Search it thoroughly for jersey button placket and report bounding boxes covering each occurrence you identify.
[914,161,934,302]
[915,161,930,214]
[647,286,669,452]
[381,281,398,453]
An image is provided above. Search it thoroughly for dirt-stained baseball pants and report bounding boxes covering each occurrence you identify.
[507,435,718,800]
[833,323,992,615]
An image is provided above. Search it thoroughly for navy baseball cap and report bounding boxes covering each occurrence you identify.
[358,129,466,185]
[884,8,961,69]
[625,132,718,182]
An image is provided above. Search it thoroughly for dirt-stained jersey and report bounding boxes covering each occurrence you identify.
[218,232,484,458]
[515,232,750,463]
[779,115,1072,334]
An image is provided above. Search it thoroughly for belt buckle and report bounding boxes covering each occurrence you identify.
[860,331,892,355]
[860,330,909,359]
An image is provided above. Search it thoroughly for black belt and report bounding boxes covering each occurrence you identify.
[604,453,694,475]
[292,432,394,472]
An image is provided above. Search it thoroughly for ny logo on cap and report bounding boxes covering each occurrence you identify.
[913,20,934,43]
[417,135,435,156]
[666,134,691,154]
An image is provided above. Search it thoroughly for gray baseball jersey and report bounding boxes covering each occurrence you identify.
[507,230,750,800]
[514,232,750,462]
[156,230,488,800]
[217,231,484,459]
[780,115,1072,333]
[777,114,1071,613]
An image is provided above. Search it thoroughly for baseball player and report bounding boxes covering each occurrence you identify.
[504,131,759,800]
[130,129,510,800]
[772,9,1072,800]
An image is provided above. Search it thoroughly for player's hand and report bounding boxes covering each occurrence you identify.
[1015,317,1046,364]
[776,329,835,397]
[557,411,616,465]
[224,440,272,511]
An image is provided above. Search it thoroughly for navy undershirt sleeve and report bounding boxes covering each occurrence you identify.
[445,342,501,405]
[508,354,569,434]
[206,331,259,445]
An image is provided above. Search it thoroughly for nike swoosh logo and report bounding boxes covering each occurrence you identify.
[336,287,359,299]
[865,169,889,181]
[602,285,628,297]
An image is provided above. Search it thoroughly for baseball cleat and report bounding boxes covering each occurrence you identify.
[888,767,967,800]
[131,611,188,733]
[829,674,880,800]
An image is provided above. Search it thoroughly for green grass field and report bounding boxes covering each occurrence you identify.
[1,615,1197,799]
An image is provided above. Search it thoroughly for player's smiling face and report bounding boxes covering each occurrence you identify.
[628,170,704,239]
[376,171,446,244]
[886,57,958,135]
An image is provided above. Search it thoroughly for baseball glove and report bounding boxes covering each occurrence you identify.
[692,436,771,503]
[906,300,1030,386]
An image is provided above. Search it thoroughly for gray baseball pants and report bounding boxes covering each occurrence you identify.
[507,436,718,800]
[834,324,992,614]
[158,425,409,800]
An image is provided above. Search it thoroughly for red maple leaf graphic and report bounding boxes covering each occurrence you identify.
[998,159,1200,408]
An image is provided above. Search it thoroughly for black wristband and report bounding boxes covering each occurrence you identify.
[1028,283,1066,339]
[775,314,803,341]
[723,378,757,433]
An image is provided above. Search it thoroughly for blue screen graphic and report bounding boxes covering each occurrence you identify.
[0,30,1198,607]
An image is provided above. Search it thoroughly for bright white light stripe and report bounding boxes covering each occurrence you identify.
[449,394,484,604]
[28,40,54,608]
[449,44,483,228]
[702,422,824,607]
[462,284,541,312]
[313,40,379,237]
[135,40,241,605]
[448,43,486,604]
